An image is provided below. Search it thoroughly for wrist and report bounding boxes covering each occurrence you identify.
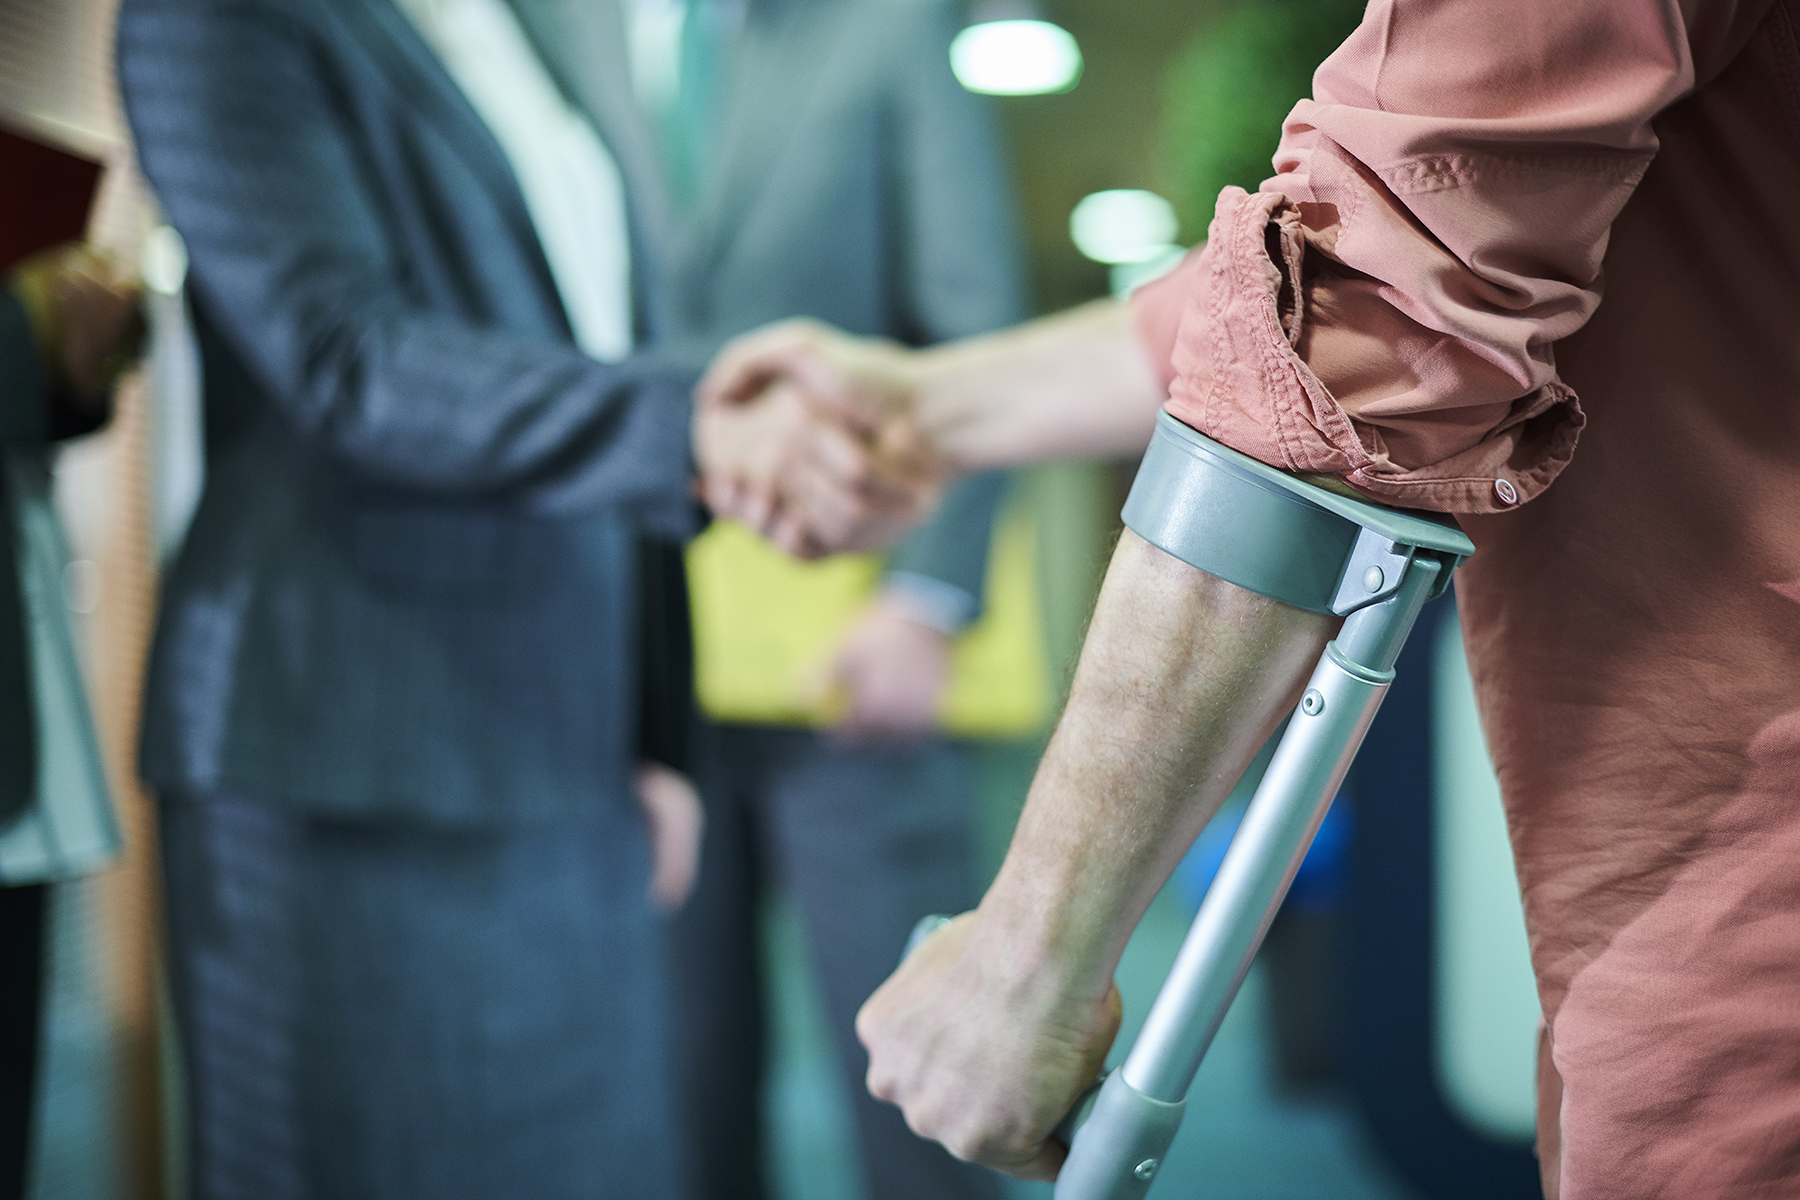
[969,892,1121,1014]
[909,345,978,474]
[971,809,1131,1004]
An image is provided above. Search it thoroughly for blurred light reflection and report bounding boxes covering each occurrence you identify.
[950,19,1082,95]
[1069,187,1179,264]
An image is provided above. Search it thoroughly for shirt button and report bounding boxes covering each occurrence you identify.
[1493,477,1518,505]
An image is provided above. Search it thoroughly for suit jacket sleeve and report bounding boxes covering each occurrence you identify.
[117,0,696,527]
[880,0,1028,616]
[1151,0,1772,515]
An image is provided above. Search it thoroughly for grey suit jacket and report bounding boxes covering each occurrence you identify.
[119,0,1021,825]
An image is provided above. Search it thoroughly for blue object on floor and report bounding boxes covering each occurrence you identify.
[1172,792,1352,916]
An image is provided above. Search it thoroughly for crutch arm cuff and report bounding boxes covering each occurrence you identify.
[1121,412,1473,616]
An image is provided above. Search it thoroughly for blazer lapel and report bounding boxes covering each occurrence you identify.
[337,0,545,252]
[489,0,838,317]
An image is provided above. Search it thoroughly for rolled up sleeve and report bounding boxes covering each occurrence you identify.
[1145,0,1740,514]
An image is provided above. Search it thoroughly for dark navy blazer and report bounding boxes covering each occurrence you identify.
[118,0,1022,824]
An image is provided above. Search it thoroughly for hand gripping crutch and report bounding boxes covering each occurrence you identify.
[1050,412,1473,1197]
[904,413,1474,1198]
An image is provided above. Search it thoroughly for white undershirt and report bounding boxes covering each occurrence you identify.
[396,0,635,362]
[624,0,687,115]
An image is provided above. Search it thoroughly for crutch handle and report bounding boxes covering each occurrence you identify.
[1054,1074,1105,1145]
[901,913,954,962]
[1055,1069,1186,1198]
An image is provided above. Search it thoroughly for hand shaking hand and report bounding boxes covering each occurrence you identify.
[693,319,946,558]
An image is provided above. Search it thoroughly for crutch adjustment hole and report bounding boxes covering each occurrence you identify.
[1134,1159,1159,1180]
[1300,689,1325,716]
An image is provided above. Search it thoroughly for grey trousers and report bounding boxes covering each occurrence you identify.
[672,725,1003,1200]
[160,790,678,1200]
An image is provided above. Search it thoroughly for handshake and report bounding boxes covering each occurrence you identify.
[691,319,948,559]
[690,299,1160,557]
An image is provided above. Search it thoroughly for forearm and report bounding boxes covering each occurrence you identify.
[912,300,1162,472]
[972,529,1334,998]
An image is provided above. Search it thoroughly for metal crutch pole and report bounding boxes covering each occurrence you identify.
[1052,553,1440,1200]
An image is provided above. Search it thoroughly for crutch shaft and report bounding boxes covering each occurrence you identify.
[1053,561,1437,1200]
[1122,556,1436,1101]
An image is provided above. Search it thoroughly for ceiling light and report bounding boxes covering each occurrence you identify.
[950,19,1082,96]
[1069,189,1180,265]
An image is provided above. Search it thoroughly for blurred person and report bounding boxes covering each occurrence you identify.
[628,2,1025,1198]
[117,1,1010,1198]
[2,243,138,1200]
[698,0,1800,1193]
[118,0,717,1195]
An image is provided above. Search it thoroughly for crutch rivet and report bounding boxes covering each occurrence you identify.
[1134,1159,1159,1180]
[1363,565,1385,592]
[1301,689,1325,716]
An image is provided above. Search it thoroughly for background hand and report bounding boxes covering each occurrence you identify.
[635,761,704,911]
[855,911,1123,1179]
[825,590,953,742]
[7,243,145,424]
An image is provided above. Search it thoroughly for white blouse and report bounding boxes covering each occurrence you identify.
[395,0,635,363]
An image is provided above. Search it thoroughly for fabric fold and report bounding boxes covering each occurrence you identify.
[1159,185,1587,515]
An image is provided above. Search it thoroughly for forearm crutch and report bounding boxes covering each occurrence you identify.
[911,412,1474,1199]
[1056,413,1473,1198]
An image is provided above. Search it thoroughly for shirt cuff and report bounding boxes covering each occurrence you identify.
[880,571,980,637]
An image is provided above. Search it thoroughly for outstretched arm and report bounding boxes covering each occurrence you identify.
[856,528,1333,1178]
[120,0,694,528]
[909,300,1162,471]
[693,300,1163,551]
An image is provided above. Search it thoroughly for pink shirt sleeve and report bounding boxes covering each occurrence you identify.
[1154,0,1766,514]
[1129,248,1207,393]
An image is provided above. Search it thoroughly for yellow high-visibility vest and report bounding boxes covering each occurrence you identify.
[686,495,1049,738]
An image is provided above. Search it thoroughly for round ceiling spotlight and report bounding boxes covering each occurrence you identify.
[1069,189,1180,264]
[950,19,1083,96]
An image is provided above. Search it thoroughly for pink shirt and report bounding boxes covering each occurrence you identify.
[1135,1,1800,1194]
